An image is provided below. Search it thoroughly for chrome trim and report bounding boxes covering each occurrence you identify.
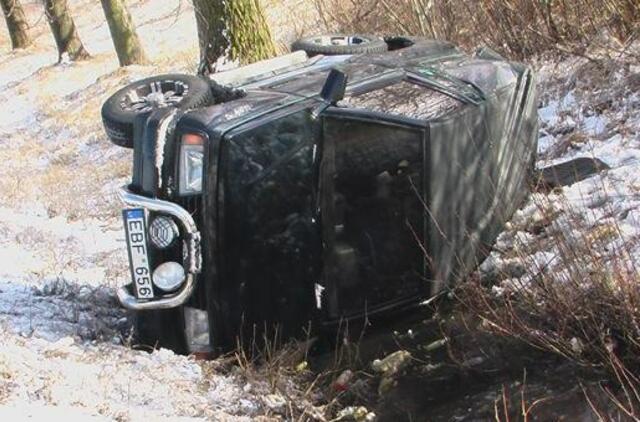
[117,186,201,310]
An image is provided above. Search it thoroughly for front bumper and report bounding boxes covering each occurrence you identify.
[117,186,202,311]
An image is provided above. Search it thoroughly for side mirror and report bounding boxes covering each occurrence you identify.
[320,68,348,104]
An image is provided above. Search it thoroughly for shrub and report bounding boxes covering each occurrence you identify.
[314,0,639,59]
[458,190,640,417]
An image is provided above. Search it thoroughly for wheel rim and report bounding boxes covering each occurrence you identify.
[120,80,189,113]
[311,35,371,47]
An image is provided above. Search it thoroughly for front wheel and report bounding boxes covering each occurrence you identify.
[101,74,213,148]
[133,308,188,354]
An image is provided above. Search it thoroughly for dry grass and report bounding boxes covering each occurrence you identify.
[456,189,640,418]
[260,0,323,52]
[0,357,11,404]
[232,336,338,420]
[314,0,639,59]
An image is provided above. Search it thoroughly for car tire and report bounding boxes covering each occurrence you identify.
[101,74,213,148]
[291,34,387,56]
[133,308,188,354]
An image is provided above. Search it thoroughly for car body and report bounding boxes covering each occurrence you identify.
[112,37,538,354]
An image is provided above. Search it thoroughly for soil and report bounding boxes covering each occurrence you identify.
[309,300,622,421]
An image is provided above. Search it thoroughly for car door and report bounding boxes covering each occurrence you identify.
[319,108,429,320]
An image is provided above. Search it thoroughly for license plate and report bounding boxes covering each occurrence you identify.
[123,208,154,299]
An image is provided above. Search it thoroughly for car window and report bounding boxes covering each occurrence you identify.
[339,80,463,121]
[322,114,426,316]
[222,109,319,333]
[225,110,313,187]
[442,59,518,93]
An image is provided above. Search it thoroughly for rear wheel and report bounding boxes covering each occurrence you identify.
[133,308,188,354]
[291,34,387,56]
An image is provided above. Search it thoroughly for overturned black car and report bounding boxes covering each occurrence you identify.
[102,35,538,355]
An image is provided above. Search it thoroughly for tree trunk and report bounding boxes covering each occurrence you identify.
[193,0,228,75]
[227,0,276,65]
[44,0,89,62]
[100,0,147,66]
[193,0,275,75]
[0,0,30,49]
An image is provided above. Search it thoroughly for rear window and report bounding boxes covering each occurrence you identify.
[442,60,518,93]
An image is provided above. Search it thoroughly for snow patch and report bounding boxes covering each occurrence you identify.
[0,96,38,132]
[481,50,640,294]
[155,109,178,189]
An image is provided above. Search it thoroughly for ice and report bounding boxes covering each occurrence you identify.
[538,100,559,126]
[582,114,607,137]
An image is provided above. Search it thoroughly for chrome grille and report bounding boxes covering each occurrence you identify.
[176,196,202,225]
[174,195,206,309]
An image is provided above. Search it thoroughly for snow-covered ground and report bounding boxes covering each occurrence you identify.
[480,42,640,293]
[0,0,637,419]
[0,324,318,421]
[0,1,325,420]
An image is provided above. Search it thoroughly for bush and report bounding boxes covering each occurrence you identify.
[314,0,639,59]
[457,190,640,417]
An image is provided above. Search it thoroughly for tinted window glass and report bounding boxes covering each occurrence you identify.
[226,111,313,186]
[340,81,462,121]
[323,115,426,316]
[223,110,319,336]
[443,59,517,93]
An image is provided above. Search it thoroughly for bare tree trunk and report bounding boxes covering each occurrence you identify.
[193,0,228,75]
[0,0,30,49]
[227,0,275,65]
[193,0,275,75]
[44,0,89,62]
[100,0,147,66]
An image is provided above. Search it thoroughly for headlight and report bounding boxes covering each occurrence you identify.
[179,133,206,195]
[152,261,185,292]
